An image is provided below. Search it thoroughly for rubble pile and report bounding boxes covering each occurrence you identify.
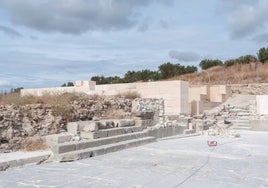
[0,95,133,152]
[231,84,268,95]
[193,94,257,137]
[132,98,164,127]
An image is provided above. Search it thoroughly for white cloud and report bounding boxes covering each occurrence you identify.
[0,0,172,34]
[226,1,268,39]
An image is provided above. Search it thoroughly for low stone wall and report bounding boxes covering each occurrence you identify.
[0,96,133,153]
[21,80,189,115]
[147,126,187,138]
[0,96,166,153]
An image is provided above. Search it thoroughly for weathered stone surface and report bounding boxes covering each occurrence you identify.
[80,131,108,139]
[0,95,133,153]
[98,120,115,129]
[66,122,79,134]
[52,143,77,154]
[45,133,73,147]
[115,119,135,127]
[79,126,145,140]
[79,121,99,132]
[134,119,154,127]
[55,137,156,162]
[132,98,164,127]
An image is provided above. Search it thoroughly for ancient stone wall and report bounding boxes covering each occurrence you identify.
[132,98,164,127]
[21,80,189,115]
[189,84,231,115]
[0,96,133,153]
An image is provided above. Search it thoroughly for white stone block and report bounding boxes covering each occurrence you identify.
[257,95,268,115]
[67,122,79,134]
[78,121,99,132]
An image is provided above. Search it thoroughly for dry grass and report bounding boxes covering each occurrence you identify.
[0,93,78,105]
[0,93,79,121]
[117,91,141,99]
[0,93,36,105]
[170,62,268,85]
[21,137,47,151]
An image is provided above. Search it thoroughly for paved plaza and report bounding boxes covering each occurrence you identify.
[0,130,268,188]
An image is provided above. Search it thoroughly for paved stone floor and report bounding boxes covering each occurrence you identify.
[0,130,268,188]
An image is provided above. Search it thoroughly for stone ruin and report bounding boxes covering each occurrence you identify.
[0,96,193,159]
[0,95,133,153]
[43,98,192,162]
[4,81,268,163]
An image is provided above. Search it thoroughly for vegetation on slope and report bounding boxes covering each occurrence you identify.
[171,62,268,85]
[90,46,268,85]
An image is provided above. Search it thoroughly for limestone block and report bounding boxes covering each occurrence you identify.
[135,119,153,127]
[94,131,109,139]
[98,120,114,129]
[79,121,99,132]
[80,131,94,139]
[106,129,124,137]
[67,122,79,134]
[52,143,76,154]
[45,133,73,147]
[195,120,209,132]
[114,119,135,127]
[183,129,195,135]
[80,131,108,139]
[0,161,9,171]
[133,111,154,119]
[75,80,83,87]
[76,140,98,150]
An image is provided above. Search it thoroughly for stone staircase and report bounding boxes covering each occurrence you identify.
[227,107,252,131]
[47,120,156,162]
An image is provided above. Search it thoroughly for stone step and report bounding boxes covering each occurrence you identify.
[232,124,251,128]
[52,131,149,155]
[231,121,251,126]
[231,123,251,127]
[236,112,251,116]
[231,126,251,130]
[240,116,252,120]
[228,119,250,123]
[223,119,251,127]
[183,129,196,135]
[228,108,249,112]
[55,137,156,162]
[231,120,251,127]
[45,132,73,146]
[228,116,251,121]
[67,119,136,135]
[80,126,145,139]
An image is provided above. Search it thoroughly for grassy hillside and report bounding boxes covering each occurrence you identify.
[169,62,268,85]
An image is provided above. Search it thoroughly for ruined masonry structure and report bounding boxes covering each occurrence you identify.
[21,80,189,116]
[21,80,232,116]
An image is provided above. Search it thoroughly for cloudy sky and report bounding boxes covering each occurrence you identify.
[0,0,268,91]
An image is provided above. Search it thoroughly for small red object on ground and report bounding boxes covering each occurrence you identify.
[207,140,217,147]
